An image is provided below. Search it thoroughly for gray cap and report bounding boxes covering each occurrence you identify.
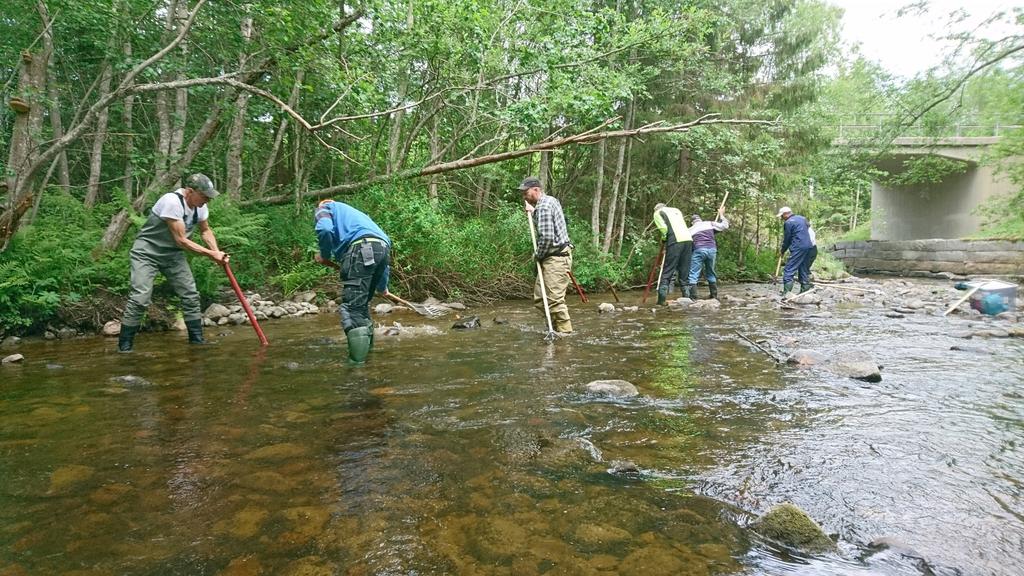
[518,176,542,191]
[185,173,218,199]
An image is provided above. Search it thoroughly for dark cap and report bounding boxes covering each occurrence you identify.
[185,173,218,199]
[518,176,542,191]
[691,214,702,223]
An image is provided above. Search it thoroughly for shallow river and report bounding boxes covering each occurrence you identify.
[2,284,1022,575]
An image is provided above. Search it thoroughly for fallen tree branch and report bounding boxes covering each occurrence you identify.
[250,114,779,205]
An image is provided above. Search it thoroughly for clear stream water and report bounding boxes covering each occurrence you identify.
[1,284,1022,575]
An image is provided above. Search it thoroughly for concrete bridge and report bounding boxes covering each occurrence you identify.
[828,120,1023,277]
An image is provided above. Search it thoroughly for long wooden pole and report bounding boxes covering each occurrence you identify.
[526,210,556,338]
[716,190,729,222]
[642,242,664,304]
[222,262,269,346]
[942,286,980,317]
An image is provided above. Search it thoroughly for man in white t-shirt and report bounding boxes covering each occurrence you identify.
[118,173,229,352]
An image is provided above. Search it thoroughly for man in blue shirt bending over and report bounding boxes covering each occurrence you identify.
[777,206,814,296]
[314,199,391,363]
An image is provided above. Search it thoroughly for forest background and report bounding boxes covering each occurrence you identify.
[0,0,1021,334]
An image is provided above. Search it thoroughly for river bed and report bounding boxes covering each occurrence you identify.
[2,283,1022,575]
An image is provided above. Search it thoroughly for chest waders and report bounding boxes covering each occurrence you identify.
[119,194,205,352]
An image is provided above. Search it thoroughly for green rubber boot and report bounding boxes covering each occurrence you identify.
[346,326,372,364]
[799,282,813,293]
[782,282,794,296]
[656,287,667,306]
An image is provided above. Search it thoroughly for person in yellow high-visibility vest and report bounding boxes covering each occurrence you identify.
[653,202,695,304]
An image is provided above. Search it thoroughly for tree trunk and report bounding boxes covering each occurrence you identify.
[84,63,113,208]
[169,0,190,169]
[386,2,414,174]
[428,114,440,206]
[257,69,304,197]
[602,101,633,253]
[615,124,634,257]
[37,0,69,192]
[591,140,605,248]
[153,0,178,181]
[225,11,254,200]
[0,49,48,249]
[123,41,135,199]
[539,125,551,191]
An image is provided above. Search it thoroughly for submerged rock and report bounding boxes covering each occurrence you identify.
[451,316,481,329]
[492,317,509,325]
[751,502,835,553]
[608,460,640,475]
[598,303,616,313]
[109,375,153,387]
[828,355,882,382]
[585,379,639,398]
[48,464,95,494]
[373,303,395,315]
[786,350,826,366]
[690,299,721,310]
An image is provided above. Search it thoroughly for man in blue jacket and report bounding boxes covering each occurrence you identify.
[777,206,814,295]
[314,199,391,363]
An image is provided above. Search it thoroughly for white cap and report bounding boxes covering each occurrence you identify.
[776,206,792,217]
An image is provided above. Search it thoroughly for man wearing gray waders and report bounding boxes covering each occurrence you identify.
[653,202,694,304]
[777,206,814,295]
[521,177,574,334]
[314,199,391,363]
[118,173,229,352]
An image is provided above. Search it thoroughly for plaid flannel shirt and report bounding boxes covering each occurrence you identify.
[533,194,571,259]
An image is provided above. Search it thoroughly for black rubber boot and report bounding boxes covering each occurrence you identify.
[185,319,206,344]
[683,285,695,299]
[799,283,812,293]
[118,324,139,353]
[782,282,794,296]
[708,282,718,300]
[656,287,667,306]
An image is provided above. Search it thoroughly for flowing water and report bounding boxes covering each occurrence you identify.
[2,284,1023,575]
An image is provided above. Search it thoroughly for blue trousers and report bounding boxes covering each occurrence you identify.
[783,247,811,284]
[799,246,818,285]
[688,247,718,285]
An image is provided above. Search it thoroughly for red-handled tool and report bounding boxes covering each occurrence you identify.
[222,261,269,346]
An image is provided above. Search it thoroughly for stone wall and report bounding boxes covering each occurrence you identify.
[829,239,1024,278]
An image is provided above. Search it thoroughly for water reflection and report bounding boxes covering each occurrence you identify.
[0,286,1022,574]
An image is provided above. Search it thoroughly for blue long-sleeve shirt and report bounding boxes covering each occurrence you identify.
[315,201,391,293]
[781,214,813,254]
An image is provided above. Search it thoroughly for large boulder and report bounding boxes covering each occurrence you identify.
[102,320,122,336]
[751,503,835,553]
[786,349,826,366]
[204,303,231,320]
[828,354,882,382]
[293,290,317,304]
[584,379,639,398]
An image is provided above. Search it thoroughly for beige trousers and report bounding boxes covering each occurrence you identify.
[534,252,573,332]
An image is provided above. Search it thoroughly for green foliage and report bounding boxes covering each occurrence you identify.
[0,192,127,330]
[882,155,969,187]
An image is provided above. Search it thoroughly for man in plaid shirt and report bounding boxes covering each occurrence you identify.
[521,176,574,334]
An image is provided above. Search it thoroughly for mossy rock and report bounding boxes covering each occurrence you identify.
[751,502,835,553]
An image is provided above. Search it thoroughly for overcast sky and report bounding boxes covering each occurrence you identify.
[830,0,1020,78]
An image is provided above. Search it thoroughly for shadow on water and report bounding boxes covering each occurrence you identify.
[1,283,1023,575]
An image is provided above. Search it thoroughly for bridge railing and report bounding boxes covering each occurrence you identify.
[832,114,1023,140]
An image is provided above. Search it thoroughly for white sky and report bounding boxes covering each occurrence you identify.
[830,0,1020,79]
